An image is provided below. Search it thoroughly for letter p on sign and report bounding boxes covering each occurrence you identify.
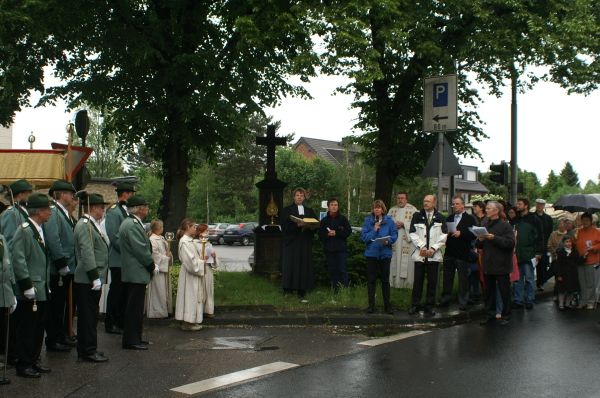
[433,83,448,107]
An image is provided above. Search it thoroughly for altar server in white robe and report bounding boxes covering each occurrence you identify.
[146,220,172,318]
[175,219,205,331]
[193,224,216,318]
[388,192,418,288]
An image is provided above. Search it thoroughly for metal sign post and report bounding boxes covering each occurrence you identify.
[423,75,458,208]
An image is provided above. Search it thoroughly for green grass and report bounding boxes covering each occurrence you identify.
[172,266,412,311]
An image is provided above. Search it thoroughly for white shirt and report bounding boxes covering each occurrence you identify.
[454,211,463,224]
[29,217,45,244]
[297,205,305,216]
[86,214,109,244]
[55,201,70,220]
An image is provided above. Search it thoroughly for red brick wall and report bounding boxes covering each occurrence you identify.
[295,142,316,159]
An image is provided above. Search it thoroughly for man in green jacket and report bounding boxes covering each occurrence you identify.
[0,233,17,384]
[11,193,52,378]
[513,197,544,310]
[43,180,77,353]
[0,179,33,249]
[74,193,110,363]
[104,181,135,334]
[119,195,157,350]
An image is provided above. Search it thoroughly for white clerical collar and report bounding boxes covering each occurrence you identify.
[29,217,45,244]
[297,204,305,215]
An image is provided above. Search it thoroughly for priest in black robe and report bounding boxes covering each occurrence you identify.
[281,188,317,299]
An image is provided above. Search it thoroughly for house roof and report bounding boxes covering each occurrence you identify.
[434,176,489,193]
[293,137,360,166]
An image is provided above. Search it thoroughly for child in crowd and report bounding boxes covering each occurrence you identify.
[553,236,582,310]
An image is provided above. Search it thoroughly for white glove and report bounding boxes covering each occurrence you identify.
[153,264,160,276]
[9,297,17,314]
[58,266,70,276]
[24,287,36,300]
[91,279,102,291]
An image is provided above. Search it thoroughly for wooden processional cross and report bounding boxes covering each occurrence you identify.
[256,124,287,178]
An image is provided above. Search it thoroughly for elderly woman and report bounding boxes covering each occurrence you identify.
[477,201,515,326]
[175,219,206,331]
[360,200,398,314]
[146,220,173,319]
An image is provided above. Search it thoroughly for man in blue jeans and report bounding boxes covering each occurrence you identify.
[512,198,543,309]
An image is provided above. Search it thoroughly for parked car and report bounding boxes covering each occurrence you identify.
[223,222,258,246]
[208,223,230,245]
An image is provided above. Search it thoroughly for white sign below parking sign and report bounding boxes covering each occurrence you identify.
[423,74,457,133]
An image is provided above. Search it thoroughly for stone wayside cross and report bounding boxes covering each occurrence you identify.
[256,124,287,179]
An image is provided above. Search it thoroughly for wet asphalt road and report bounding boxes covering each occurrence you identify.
[3,299,600,397]
[209,301,600,398]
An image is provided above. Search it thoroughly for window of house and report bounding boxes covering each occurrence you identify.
[465,170,477,181]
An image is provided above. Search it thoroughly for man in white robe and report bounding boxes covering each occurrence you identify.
[388,192,418,288]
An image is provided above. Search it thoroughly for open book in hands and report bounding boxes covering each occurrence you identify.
[289,215,320,229]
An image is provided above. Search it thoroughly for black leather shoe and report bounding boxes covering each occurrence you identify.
[384,306,394,315]
[16,367,40,378]
[122,344,148,350]
[424,308,436,316]
[365,306,375,314]
[106,325,123,334]
[437,300,450,308]
[46,343,71,352]
[63,336,78,347]
[525,303,534,310]
[458,305,468,311]
[140,340,150,345]
[499,319,510,326]
[511,303,524,309]
[480,317,495,326]
[80,352,109,363]
[408,306,418,315]
[33,363,51,373]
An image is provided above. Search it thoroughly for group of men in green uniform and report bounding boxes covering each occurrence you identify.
[0,178,156,382]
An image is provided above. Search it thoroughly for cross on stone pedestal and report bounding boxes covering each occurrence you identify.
[256,124,287,179]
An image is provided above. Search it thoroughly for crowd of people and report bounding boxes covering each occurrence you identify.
[285,189,599,324]
[0,177,599,382]
[0,179,217,381]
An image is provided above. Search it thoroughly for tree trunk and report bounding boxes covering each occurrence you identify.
[159,135,190,235]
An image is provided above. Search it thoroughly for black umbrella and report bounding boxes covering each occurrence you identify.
[553,194,600,213]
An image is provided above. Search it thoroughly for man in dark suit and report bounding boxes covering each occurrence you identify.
[439,196,476,310]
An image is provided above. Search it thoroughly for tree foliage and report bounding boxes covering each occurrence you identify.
[318,0,600,203]
[559,161,580,187]
[0,0,320,232]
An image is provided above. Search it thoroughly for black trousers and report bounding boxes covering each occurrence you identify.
[441,256,470,306]
[536,253,551,287]
[122,283,146,347]
[75,283,101,357]
[0,308,17,362]
[411,261,439,309]
[326,251,349,290]
[106,267,125,329]
[485,274,511,318]
[14,299,47,370]
[45,273,73,346]
[366,257,391,309]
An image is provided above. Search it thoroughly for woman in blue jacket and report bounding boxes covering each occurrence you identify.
[361,200,398,314]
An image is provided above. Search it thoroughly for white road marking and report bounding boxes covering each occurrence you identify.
[358,330,430,347]
[170,361,299,395]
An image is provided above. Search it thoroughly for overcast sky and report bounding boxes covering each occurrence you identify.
[12,72,600,186]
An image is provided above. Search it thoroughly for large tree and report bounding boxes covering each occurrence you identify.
[319,0,600,203]
[0,1,319,231]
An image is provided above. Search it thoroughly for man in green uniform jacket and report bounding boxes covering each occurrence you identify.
[11,193,52,378]
[0,233,17,384]
[43,180,77,352]
[119,195,157,350]
[74,193,110,363]
[103,181,135,334]
[0,179,33,249]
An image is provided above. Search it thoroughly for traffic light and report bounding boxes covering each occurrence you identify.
[489,161,509,186]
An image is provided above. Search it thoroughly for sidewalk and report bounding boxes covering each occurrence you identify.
[150,284,555,328]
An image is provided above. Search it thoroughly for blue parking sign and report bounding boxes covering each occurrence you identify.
[433,83,448,107]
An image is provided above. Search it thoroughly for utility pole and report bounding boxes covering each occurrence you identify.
[510,63,518,205]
